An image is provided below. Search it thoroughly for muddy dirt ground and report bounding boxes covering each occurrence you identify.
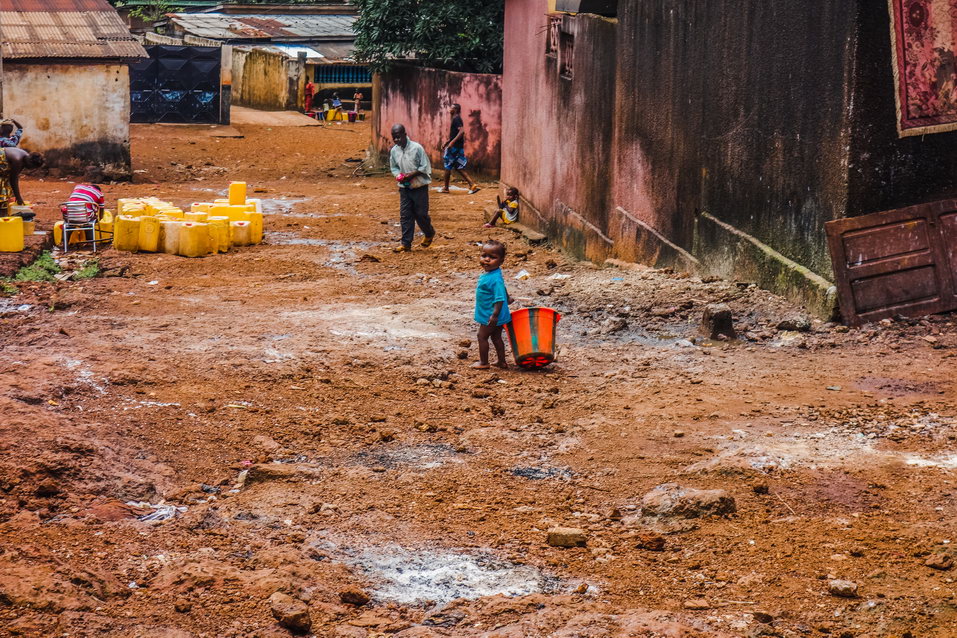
[0,120,955,638]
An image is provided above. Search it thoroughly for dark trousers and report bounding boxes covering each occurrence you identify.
[399,185,434,247]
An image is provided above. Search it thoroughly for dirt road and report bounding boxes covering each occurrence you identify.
[0,120,955,637]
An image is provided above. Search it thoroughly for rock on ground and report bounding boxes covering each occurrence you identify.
[547,527,587,548]
[924,553,954,571]
[827,579,858,598]
[339,586,371,607]
[639,483,737,519]
[701,303,736,340]
[268,591,312,633]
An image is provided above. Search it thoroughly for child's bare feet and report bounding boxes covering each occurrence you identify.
[471,361,491,369]
[484,223,494,228]
[494,361,509,369]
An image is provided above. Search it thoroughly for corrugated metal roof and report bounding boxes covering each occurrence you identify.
[261,44,325,60]
[0,0,115,11]
[239,43,357,62]
[0,8,147,60]
[168,12,355,42]
[311,42,355,62]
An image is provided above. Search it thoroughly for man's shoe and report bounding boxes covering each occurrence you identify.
[393,244,411,253]
[419,235,434,248]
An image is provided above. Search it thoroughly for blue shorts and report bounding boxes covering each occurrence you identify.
[443,147,468,170]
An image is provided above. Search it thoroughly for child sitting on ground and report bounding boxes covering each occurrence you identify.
[473,240,513,369]
[485,187,520,228]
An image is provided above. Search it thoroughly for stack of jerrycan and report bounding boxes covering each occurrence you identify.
[109,182,263,257]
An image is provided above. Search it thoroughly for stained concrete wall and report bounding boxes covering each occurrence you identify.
[4,63,132,176]
[373,64,502,177]
[502,0,957,317]
[232,48,305,111]
[501,3,617,262]
[615,0,857,296]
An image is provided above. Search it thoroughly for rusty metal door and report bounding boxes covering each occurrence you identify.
[825,200,957,326]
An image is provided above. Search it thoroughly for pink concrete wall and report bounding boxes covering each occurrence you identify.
[373,65,502,177]
[501,0,619,263]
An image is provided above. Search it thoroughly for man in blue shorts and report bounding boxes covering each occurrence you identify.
[438,104,480,194]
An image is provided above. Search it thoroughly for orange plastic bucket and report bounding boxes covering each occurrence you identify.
[506,307,561,368]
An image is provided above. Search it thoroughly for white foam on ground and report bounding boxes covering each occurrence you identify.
[685,429,957,473]
[348,545,560,605]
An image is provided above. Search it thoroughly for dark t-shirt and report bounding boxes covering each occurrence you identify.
[449,115,464,149]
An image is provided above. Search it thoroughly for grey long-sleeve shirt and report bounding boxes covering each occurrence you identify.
[389,140,432,189]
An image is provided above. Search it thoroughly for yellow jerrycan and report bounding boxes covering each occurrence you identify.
[0,216,24,252]
[113,215,141,251]
[228,181,247,206]
[178,222,209,257]
[160,220,182,254]
[230,220,252,246]
[247,211,264,244]
[137,216,161,252]
[207,217,230,251]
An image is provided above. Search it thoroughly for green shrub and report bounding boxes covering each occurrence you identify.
[74,260,101,280]
[13,251,61,282]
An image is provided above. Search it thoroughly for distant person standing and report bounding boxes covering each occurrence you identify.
[304,80,316,113]
[353,90,364,113]
[439,104,479,194]
[0,118,24,148]
[389,124,434,253]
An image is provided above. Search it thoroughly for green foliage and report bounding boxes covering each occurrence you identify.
[353,0,504,74]
[74,260,101,281]
[0,282,18,297]
[13,252,60,283]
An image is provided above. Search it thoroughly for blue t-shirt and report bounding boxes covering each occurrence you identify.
[474,268,511,325]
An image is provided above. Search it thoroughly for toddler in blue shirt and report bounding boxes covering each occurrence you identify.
[473,240,512,369]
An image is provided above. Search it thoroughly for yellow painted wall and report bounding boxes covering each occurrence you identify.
[4,63,132,175]
[232,48,300,111]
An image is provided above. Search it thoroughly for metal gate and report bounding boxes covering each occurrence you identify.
[825,200,957,326]
[130,45,222,124]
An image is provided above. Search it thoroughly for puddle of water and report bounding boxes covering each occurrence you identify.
[347,545,562,606]
[510,466,573,480]
[264,234,383,273]
[257,198,309,215]
[355,444,460,470]
[0,299,32,315]
[265,232,325,246]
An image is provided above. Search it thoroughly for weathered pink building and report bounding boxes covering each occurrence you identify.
[502,1,957,318]
[372,64,502,177]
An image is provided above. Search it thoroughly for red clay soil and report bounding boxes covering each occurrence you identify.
[0,121,955,638]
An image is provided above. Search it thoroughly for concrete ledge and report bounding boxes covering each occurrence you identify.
[613,206,701,274]
[482,206,547,244]
[694,212,838,320]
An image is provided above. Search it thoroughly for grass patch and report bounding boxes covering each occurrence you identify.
[12,251,60,282]
[74,259,100,280]
[0,282,17,296]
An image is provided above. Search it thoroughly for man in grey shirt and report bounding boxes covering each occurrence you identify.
[389,124,435,252]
